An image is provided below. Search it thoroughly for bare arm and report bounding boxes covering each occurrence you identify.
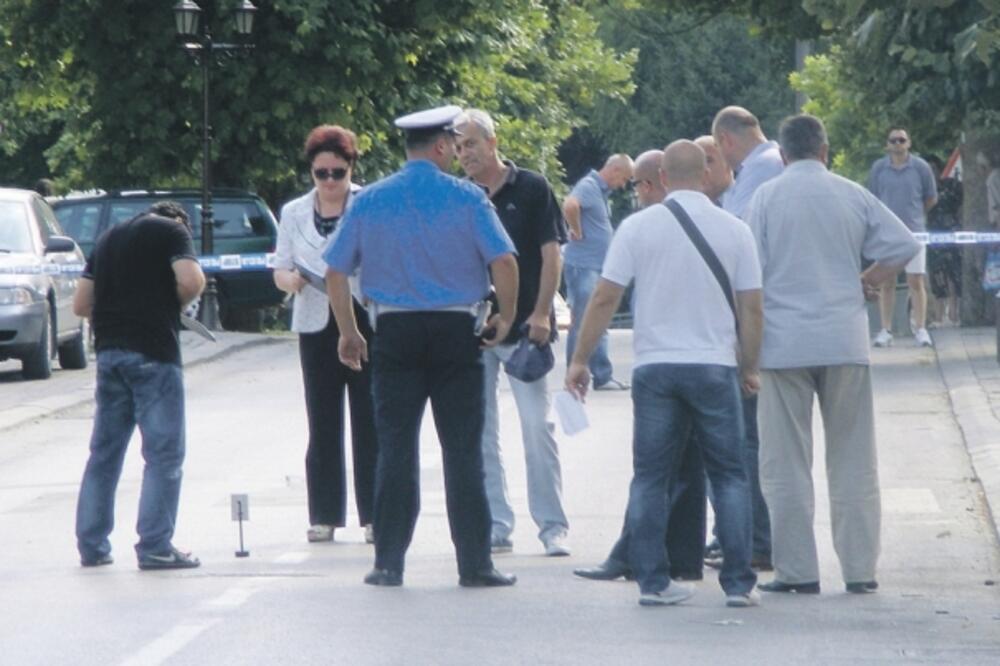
[735,289,763,395]
[483,253,518,347]
[326,268,366,371]
[563,196,583,241]
[565,279,625,400]
[924,196,938,212]
[173,258,206,307]
[525,241,561,344]
[861,260,906,293]
[72,277,94,318]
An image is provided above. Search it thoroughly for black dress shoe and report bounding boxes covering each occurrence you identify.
[758,580,820,594]
[459,568,517,587]
[845,580,878,594]
[574,560,633,581]
[364,568,403,587]
[81,553,114,567]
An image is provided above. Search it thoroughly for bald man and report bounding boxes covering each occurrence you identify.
[566,140,762,608]
[562,153,634,390]
[712,106,783,219]
[574,148,707,584]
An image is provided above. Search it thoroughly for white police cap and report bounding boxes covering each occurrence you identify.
[394,105,463,133]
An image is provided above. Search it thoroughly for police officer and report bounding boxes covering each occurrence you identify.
[323,105,520,588]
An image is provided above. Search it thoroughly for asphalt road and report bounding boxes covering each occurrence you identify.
[0,333,998,665]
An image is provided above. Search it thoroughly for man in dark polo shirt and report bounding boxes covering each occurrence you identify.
[73,201,206,570]
[455,108,571,557]
[868,127,937,348]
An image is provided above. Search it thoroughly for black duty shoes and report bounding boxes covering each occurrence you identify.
[758,580,820,594]
[363,568,403,587]
[459,568,517,588]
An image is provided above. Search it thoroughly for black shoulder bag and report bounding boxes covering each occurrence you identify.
[664,199,739,335]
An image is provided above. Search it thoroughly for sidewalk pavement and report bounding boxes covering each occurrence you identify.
[934,325,1000,541]
[0,330,285,434]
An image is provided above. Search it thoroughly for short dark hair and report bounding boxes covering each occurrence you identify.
[149,200,191,230]
[33,178,55,197]
[404,127,452,151]
[304,125,359,165]
[778,114,827,161]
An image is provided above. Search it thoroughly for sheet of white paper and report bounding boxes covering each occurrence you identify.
[553,390,589,436]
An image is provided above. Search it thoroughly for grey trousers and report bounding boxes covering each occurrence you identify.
[758,365,881,585]
[481,344,569,543]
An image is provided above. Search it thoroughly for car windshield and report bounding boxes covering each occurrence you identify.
[107,199,271,241]
[0,201,34,253]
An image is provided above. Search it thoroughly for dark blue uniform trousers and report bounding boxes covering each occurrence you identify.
[370,311,494,577]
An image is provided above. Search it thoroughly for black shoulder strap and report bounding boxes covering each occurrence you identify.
[664,199,739,334]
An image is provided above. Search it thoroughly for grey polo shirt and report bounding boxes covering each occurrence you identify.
[867,154,937,231]
[746,160,921,369]
[721,140,784,220]
[562,169,612,270]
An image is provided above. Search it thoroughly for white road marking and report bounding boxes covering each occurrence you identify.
[119,619,220,666]
[201,584,259,610]
[273,551,310,564]
[882,488,941,514]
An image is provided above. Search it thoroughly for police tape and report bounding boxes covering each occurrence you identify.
[0,253,278,277]
[4,235,999,279]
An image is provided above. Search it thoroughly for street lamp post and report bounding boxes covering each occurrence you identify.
[174,0,257,331]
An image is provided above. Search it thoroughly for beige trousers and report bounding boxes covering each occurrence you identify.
[759,365,881,585]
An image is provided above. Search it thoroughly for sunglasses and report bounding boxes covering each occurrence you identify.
[313,167,349,181]
[888,138,908,144]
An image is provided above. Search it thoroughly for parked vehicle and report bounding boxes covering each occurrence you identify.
[52,189,283,330]
[0,188,89,379]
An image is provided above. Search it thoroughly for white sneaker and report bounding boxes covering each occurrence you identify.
[363,524,375,544]
[543,533,571,557]
[726,589,761,608]
[915,328,933,347]
[306,524,334,542]
[873,329,893,347]
[639,582,695,606]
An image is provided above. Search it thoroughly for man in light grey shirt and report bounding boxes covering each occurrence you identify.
[867,127,938,347]
[713,106,784,220]
[746,114,919,596]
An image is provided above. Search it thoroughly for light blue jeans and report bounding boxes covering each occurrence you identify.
[563,264,613,387]
[76,349,186,562]
[481,344,568,544]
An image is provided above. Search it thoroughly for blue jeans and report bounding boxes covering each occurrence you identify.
[563,264,613,387]
[626,363,756,596]
[481,344,568,544]
[76,349,186,561]
[706,395,772,558]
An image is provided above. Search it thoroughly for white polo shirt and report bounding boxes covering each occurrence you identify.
[601,190,762,368]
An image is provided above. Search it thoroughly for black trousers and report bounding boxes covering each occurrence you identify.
[608,429,706,576]
[370,311,493,577]
[299,302,377,527]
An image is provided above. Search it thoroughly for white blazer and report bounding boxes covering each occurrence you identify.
[273,186,361,333]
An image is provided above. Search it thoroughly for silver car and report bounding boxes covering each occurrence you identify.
[0,188,88,379]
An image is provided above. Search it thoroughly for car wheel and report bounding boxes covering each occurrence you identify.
[22,305,53,380]
[58,319,89,370]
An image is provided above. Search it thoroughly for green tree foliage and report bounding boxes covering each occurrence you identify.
[562,3,795,181]
[0,0,633,206]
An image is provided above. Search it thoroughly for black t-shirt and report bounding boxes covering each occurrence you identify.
[490,161,566,344]
[84,213,197,365]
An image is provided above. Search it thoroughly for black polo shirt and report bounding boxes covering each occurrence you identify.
[490,161,566,344]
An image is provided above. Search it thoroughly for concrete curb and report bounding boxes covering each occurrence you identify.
[0,333,285,435]
[934,327,1000,542]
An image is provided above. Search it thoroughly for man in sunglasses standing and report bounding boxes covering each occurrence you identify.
[323,105,520,589]
[868,128,938,348]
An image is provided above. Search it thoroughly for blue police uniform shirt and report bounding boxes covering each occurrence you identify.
[323,159,515,308]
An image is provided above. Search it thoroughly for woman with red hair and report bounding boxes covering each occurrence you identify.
[273,125,377,544]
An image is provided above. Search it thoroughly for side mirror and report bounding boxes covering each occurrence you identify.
[45,235,77,254]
